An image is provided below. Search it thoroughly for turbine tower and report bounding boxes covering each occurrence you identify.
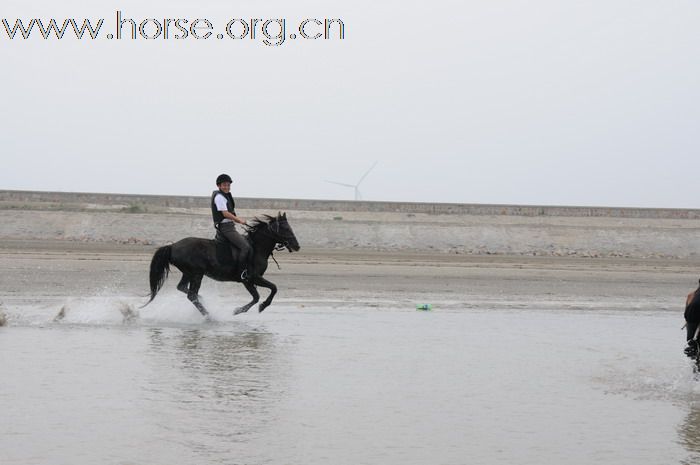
[325,161,378,200]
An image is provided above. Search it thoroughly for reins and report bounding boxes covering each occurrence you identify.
[270,249,282,270]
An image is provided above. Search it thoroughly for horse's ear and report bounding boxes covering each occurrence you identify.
[282,212,287,218]
[277,211,281,218]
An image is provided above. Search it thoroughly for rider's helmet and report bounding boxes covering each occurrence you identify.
[216,174,233,185]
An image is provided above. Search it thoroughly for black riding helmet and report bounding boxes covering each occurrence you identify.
[216,173,233,185]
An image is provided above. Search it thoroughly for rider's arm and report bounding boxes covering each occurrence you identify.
[215,194,246,224]
[221,210,246,225]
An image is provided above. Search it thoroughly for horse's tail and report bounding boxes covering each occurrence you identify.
[143,245,172,307]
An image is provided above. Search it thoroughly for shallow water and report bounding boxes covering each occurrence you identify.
[1,301,699,465]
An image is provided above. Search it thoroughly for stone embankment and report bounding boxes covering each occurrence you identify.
[1,190,699,259]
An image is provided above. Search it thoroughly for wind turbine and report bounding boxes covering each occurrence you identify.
[325,161,378,201]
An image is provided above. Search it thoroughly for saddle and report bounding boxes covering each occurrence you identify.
[214,231,253,272]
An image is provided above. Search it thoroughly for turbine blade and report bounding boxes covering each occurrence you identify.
[325,180,356,188]
[356,161,378,186]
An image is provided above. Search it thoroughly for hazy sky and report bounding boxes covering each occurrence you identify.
[2,0,699,207]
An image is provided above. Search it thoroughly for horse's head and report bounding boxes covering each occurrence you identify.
[269,212,300,252]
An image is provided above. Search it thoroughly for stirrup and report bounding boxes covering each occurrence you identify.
[240,269,249,281]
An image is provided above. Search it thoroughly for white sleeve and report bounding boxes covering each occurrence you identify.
[214,194,229,212]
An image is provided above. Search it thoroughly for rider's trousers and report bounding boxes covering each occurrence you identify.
[217,222,253,273]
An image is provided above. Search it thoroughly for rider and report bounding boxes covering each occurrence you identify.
[684,279,700,357]
[211,173,253,282]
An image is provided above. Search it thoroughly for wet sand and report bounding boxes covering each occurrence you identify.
[1,238,696,316]
[2,193,700,316]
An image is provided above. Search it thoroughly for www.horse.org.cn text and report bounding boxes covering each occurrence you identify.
[1,11,346,47]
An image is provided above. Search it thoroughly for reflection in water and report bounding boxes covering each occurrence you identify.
[148,327,284,399]
[143,326,291,459]
[679,403,700,465]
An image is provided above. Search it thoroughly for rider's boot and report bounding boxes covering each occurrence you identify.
[241,250,255,283]
[241,263,256,283]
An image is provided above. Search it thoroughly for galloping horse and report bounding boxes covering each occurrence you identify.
[685,280,700,368]
[144,212,300,317]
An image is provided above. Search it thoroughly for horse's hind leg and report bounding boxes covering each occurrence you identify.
[234,282,260,315]
[176,274,190,294]
[186,274,209,317]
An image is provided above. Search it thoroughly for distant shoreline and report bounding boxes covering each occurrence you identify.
[2,189,699,219]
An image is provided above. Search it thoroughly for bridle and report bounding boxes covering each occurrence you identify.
[265,220,295,251]
[250,219,296,270]
[254,219,296,270]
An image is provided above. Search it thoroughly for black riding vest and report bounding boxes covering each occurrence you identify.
[211,190,237,225]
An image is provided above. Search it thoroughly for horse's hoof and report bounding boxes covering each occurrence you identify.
[258,303,270,313]
[234,307,247,315]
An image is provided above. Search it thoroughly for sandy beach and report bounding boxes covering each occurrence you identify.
[0,191,697,326]
[1,191,699,316]
[1,237,696,317]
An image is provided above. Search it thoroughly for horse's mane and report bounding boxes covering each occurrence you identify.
[243,215,277,237]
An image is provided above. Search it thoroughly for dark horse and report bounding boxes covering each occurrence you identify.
[685,279,700,368]
[144,212,300,317]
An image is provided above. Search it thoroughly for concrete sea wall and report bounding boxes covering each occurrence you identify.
[1,190,700,259]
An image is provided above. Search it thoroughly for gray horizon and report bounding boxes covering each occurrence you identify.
[2,0,699,208]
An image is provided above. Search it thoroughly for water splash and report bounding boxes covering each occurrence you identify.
[0,289,290,328]
[593,353,700,404]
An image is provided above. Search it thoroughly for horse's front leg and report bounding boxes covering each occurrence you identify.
[234,282,260,315]
[252,276,277,313]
